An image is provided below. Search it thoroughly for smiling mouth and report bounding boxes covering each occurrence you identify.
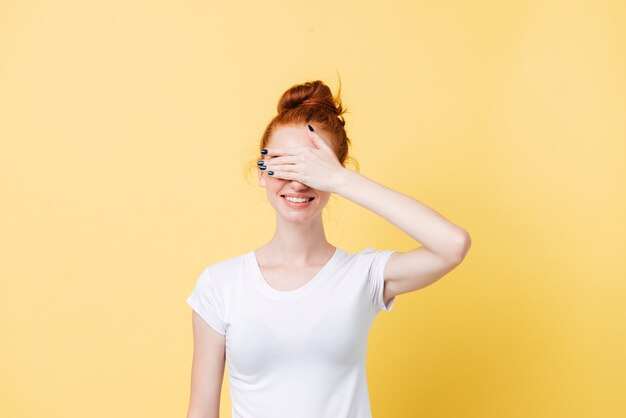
[281,195,315,202]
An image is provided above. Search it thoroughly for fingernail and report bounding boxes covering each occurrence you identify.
[268,171,274,175]
[260,165,266,170]
[261,149,268,154]
[257,160,264,165]
[308,124,314,132]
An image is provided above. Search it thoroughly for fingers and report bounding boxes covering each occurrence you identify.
[306,130,318,148]
[266,169,298,180]
[258,156,295,173]
[258,155,298,175]
[260,146,306,157]
[262,157,298,172]
[305,128,330,150]
[261,155,298,165]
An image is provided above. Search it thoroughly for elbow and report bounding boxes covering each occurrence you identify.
[449,229,471,264]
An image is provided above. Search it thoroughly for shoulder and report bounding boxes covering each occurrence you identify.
[344,247,396,265]
[341,247,375,261]
[335,247,398,277]
[198,251,250,287]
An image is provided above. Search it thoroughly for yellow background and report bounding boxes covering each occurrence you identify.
[1,1,624,417]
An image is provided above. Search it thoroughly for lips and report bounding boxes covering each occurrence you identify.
[280,195,315,208]
[281,194,315,201]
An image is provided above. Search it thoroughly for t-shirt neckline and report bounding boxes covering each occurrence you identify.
[249,247,342,300]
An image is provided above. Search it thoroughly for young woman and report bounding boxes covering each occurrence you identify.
[186,80,471,418]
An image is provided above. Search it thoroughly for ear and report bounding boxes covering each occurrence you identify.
[257,167,266,188]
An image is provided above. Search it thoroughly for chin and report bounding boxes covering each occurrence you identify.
[277,209,322,222]
[280,210,317,219]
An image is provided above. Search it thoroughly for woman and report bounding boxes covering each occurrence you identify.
[186,80,471,418]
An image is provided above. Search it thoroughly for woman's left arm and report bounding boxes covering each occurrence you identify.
[334,168,472,300]
[335,168,471,263]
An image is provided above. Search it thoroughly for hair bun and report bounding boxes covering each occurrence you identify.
[277,80,345,119]
[254,77,352,171]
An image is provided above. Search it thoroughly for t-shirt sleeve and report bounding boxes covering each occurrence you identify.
[363,248,400,313]
[186,267,226,335]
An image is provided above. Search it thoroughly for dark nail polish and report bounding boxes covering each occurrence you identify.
[308,124,314,132]
[268,171,274,175]
[261,149,268,154]
[257,160,264,165]
[260,165,266,170]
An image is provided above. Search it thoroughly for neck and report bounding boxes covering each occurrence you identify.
[259,214,334,265]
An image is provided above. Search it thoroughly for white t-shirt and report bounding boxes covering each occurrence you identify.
[186,246,398,418]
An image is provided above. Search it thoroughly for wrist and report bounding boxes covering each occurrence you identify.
[333,168,360,196]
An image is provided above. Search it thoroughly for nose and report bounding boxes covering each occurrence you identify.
[290,180,310,190]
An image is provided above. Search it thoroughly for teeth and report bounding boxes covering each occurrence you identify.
[284,196,312,203]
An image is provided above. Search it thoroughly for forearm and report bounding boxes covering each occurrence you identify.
[334,168,469,260]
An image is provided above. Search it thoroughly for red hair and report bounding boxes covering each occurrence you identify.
[260,79,352,167]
